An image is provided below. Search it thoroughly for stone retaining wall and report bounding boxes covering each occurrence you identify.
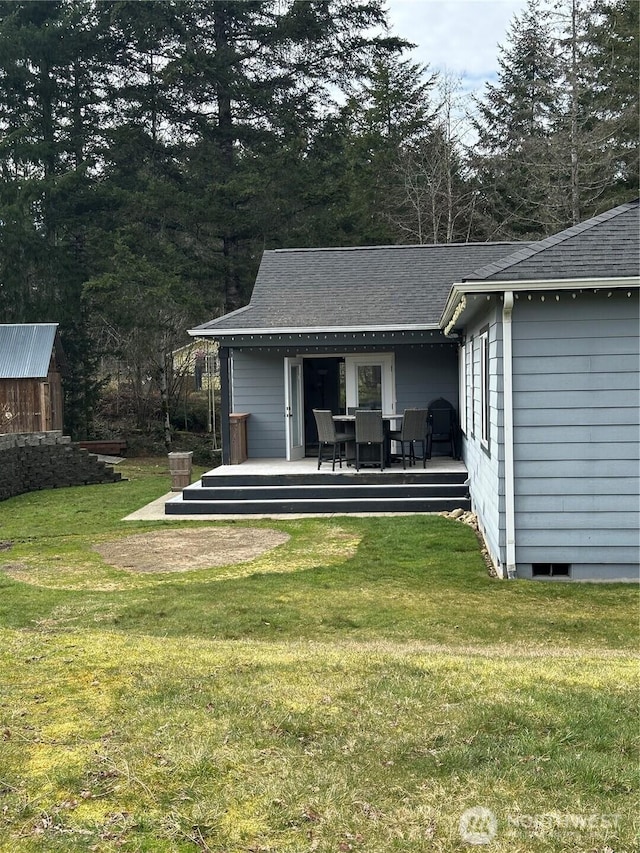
[0,431,122,502]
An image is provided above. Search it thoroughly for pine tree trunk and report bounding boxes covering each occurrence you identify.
[160,353,172,451]
[569,0,580,224]
[214,4,240,311]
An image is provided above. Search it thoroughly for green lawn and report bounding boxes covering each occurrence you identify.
[0,458,637,852]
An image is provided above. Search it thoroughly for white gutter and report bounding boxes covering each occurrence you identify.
[502,291,517,579]
[188,323,442,337]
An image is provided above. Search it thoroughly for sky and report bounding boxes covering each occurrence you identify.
[384,0,529,98]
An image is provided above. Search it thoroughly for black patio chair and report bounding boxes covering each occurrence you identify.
[313,409,351,471]
[389,408,429,468]
[354,409,385,471]
[426,398,460,459]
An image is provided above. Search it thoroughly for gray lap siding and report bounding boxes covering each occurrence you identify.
[512,291,639,580]
[463,303,504,573]
[463,289,639,581]
[231,349,286,458]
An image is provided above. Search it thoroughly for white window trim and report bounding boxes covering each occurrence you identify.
[480,330,489,448]
[469,337,475,437]
[459,343,467,435]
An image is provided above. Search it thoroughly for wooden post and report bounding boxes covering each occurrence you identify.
[228,413,249,464]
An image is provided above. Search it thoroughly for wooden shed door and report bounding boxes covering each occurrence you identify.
[40,382,52,431]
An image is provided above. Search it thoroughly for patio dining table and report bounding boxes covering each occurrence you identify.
[332,413,402,466]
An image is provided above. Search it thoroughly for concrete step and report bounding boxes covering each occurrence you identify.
[180,482,468,502]
[165,494,471,515]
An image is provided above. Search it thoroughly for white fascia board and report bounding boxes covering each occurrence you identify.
[440,275,640,330]
[188,323,442,338]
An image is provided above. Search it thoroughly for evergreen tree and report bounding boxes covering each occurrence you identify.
[471,0,561,239]
[472,0,638,238]
[0,0,111,435]
[333,54,436,244]
[548,0,638,224]
[78,1,403,436]
[585,0,639,207]
[162,0,405,306]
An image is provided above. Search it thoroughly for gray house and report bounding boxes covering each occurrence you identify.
[188,200,639,581]
[441,200,639,582]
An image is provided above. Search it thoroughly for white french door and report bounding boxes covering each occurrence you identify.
[344,353,395,413]
[284,356,305,460]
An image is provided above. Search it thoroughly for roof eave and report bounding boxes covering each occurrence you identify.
[440,275,640,333]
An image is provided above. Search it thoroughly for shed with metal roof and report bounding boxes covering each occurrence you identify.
[0,324,65,433]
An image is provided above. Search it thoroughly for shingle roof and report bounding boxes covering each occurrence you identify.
[193,242,521,334]
[465,199,639,282]
[0,324,58,379]
[192,201,638,338]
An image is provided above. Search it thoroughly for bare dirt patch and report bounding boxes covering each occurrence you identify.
[93,527,290,573]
